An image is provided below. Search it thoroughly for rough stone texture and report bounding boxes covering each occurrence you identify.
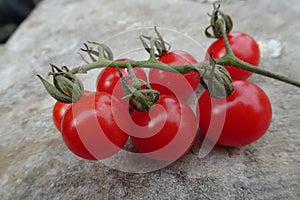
[1,0,299,199]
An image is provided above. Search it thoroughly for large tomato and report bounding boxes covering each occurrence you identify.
[130,95,198,161]
[149,50,200,99]
[197,80,272,146]
[61,92,130,160]
[206,32,260,80]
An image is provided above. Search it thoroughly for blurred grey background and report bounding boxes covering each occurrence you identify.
[0,0,41,43]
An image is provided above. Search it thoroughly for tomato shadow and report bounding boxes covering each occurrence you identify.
[190,130,242,158]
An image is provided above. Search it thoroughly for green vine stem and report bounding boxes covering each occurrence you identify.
[67,19,300,88]
[39,16,300,103]
[68,45,300,88]
[69,59,200,74]
[214,18,300,87]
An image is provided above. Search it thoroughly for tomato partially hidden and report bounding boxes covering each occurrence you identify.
[130,95,198,161]
[96,58,147,101]
[206,32,260,80]
[197,80,272,147]
[61,92,130,160]
[149,50,200,99]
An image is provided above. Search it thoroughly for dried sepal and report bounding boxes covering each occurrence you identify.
[37,64,84,103]
[139,27,171,57]
[117,63,159,112]
[200,54,234,98]
[205,3,233,38]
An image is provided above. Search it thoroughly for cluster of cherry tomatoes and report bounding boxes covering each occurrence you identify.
[52,32,272,161]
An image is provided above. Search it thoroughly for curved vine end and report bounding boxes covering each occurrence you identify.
[37,64,84,103]
[205,3,233,38]
[200,53,234,98]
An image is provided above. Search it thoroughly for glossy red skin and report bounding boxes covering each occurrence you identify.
[61,92,130,160]
[52,101,71,132]
[149,50,200,99]
[52,91,90,132]
[206,32,260,80]
[130,95,198,161]
[197,80,272,147]
[96,58,147,101]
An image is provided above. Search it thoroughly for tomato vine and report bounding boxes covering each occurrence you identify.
[37,3,300,161]
[38,16,300,104]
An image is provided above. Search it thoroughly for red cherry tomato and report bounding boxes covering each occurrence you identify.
[52,101,71,132]
[96,58,147,101]
[206,32,260,80]
[61,92,130,160]
[197,80,272,147]
[130,95,198,161]
[52,91,90,132]
[149,50,200,99]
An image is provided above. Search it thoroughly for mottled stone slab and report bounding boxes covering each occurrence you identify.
[1,0,299,199]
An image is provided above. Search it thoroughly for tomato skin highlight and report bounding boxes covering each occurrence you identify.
[130,95,198,161]
[52,101,71,132]
[52,91,91,132]
[61,92,130,160]
[197,80,272,147]
[206,32,260,80]
[149,50,200,99]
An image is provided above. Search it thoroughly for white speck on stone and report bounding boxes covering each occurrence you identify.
[117,20,127,25]
[0,175,8,187]
[258,39,283,58]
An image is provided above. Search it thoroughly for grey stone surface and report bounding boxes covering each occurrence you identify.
[1,0,299,199]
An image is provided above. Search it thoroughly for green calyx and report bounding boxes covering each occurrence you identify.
[200,54,234,98]
[118,63,159,112]
[205,3,233,38]
[139,26,171,57]
[37,64,84,103]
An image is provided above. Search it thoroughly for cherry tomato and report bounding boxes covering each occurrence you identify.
[197,80,272,147]
[61,92,130,160]
[130,95,198,161]
[149,50,200,99]
[52,91,90,132]
[52,101,71,132]
[96,58,147,101]
[206,32,260,80]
